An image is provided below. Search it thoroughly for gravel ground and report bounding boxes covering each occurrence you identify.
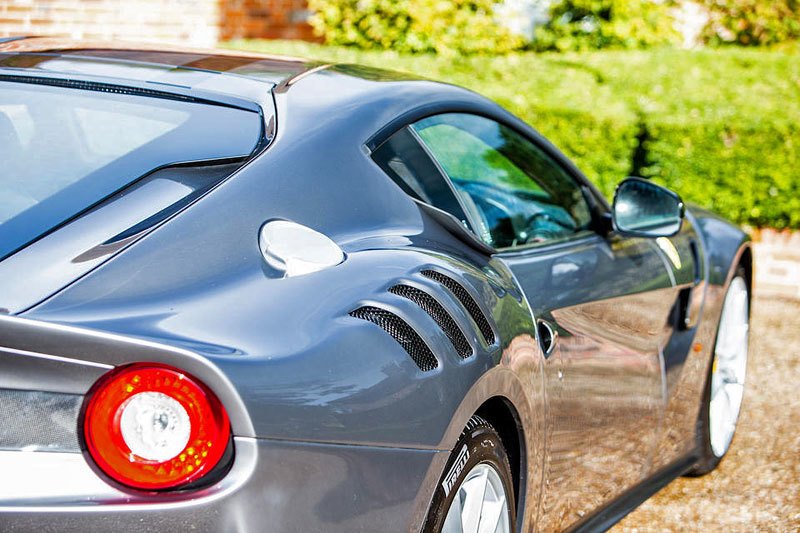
[614,296,800,532]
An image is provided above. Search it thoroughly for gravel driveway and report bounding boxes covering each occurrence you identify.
[614,296,800,531]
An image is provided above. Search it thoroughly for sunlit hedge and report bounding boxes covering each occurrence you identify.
[225,40,800,229]
[306,0,526,55]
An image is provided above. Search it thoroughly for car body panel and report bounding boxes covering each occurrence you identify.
[500,233,675,529]
[0,437,442,533]
[0,39,752,532]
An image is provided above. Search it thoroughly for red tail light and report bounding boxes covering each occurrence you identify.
[83,363,231,491]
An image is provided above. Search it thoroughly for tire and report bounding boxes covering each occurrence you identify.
[688,269,750,476]
[424,416,516,533]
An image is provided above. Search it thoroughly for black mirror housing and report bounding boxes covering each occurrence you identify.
[612,177,685,238]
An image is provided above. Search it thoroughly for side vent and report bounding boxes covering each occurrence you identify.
[350,306,439,371]
[421,270,496,346]
[389,285,472,359]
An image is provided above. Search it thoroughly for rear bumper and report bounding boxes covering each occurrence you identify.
[0,437,444,532]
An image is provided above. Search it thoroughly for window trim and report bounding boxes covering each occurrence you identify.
[494,230,600,257]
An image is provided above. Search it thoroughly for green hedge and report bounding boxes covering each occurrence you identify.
[533,0,681,52]
[225,40,800,229]
[306,0,525,54]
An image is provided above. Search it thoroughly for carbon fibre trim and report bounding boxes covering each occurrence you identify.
[0,388,81,452]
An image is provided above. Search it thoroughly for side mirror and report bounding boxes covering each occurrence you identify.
[612,177,684,238]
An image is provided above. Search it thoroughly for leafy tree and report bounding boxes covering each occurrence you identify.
[702,0,800,46]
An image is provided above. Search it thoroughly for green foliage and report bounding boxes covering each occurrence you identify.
[532,0,681,51]
[224,40,800,228]
[702,0,800,46]
[306,0,526,55]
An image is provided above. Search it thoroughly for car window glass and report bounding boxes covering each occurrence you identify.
[411,113,593,249]
[371,126,469,228]
[0,81,262,261]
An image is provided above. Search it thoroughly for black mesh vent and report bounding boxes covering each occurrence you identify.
[388,285,472,359]
[421,270,496,346]
[350,306,439,371]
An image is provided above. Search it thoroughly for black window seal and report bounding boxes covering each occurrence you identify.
[0,71,263,114]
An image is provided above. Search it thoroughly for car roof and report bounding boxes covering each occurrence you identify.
[0,37,329,110]
[0,37,468,118]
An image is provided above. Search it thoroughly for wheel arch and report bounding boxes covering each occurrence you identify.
[475,395,526,515]
[431,362,545,531]
[738,245,754,300]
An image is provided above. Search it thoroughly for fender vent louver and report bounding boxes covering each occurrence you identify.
[388,285,472,359]
[421,270,496,346]
[350,306,438,371]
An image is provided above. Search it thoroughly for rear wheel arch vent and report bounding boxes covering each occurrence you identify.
[388,284,472,359]
[349,306,439,372]
[421,269,496,346]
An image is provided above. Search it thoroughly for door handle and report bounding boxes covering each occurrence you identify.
[537,319,558,357]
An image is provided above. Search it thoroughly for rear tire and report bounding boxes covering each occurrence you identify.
[424,416,516,533]
[688,269,750,476]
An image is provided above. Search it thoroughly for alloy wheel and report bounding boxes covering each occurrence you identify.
[709,276,750,457]
[441,462,511,533]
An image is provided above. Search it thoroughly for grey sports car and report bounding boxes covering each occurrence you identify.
[0,38,752,533]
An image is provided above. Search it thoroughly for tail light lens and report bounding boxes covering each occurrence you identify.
[83,363,231,491]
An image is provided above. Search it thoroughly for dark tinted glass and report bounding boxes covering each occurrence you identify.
[371,126,469,227]
[412,114,593,249]
[0,81,262,260]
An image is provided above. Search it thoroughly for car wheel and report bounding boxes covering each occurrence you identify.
[689,269,750,476]
[424,416,516,533]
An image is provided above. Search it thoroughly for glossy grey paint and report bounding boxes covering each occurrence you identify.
[0,438,443,532]
[24,66,539,448]
[0,40,751,532]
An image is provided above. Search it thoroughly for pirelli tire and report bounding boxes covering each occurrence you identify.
[424,415,516,533]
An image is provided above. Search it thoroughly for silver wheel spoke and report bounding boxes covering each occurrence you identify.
[478,498,504,533]
[442,491,464,533]
[460,468,488,532]
[442,463,510,533]
[709,276,749,457]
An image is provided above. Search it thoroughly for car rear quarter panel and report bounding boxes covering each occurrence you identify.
[10,71,553,531]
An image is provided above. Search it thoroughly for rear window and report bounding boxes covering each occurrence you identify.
[0,80,263,260]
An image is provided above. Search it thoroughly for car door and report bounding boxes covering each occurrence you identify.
[406,113,681,530]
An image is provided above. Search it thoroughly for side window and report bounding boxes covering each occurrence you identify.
[371,126,470,228]
[411,113,593,249]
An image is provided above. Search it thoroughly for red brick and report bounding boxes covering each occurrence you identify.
[0,0,315,45]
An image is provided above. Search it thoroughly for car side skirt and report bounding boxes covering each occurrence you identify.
[566,452,699,533]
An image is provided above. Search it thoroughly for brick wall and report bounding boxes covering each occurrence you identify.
[0,0,315,47]
[220,0,315,41]
[753,229,800,300]
[0,0,221,46]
